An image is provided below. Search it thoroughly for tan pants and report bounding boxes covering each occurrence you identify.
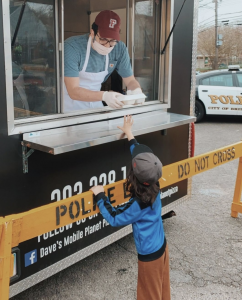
[137,245,171,300]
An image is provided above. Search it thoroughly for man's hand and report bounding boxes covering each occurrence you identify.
[127,87,142,95]
[123,75,140,90]
[127,88,146,105]
[102,92,124,109]
[90,185,104,196]
[117,115,134,141]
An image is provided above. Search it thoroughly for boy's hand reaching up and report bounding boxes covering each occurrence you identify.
[90,185,104,196]
[117,115,135,141]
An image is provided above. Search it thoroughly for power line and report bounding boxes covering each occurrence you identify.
[199,11,242,24]
[199,16,242,28]
[199,17,242,29]
[198,0,242,25]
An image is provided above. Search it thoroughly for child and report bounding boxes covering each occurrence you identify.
[90,115,171,300]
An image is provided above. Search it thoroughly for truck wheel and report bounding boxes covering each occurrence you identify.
[195,100,205,122]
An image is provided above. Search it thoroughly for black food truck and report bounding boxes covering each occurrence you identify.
[0,0,197,297]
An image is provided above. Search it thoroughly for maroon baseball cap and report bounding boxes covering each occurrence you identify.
[95,10,121,41]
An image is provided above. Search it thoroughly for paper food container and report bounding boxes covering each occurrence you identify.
[117,93,147,105]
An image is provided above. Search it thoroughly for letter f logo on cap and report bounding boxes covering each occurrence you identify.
[109,19,117,28]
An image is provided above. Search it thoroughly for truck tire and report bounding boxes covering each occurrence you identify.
[195,100,205,123]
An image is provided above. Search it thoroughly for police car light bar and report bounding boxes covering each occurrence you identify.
[228,65,240,71]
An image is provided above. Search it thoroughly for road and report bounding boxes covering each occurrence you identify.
[12,115,242,300]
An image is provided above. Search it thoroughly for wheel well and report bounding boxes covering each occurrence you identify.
[196,98,206,115]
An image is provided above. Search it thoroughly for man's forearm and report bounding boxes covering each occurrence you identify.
[126,79,141,91]
[69,86,105,102]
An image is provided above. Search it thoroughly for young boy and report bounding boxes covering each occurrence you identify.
[90,115,171,300]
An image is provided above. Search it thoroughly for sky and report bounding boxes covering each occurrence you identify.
[198,0,242,31]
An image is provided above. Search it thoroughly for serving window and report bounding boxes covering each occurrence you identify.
[4,0,174,135]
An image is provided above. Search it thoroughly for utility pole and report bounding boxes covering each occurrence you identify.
[214,0,218,69]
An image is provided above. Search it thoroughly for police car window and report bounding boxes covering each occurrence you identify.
[10,0,57,120]
[201,74,233,87]
[201,77,209,85]
[237,74,242,87]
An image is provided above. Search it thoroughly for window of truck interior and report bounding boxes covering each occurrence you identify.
[5,0,172,134]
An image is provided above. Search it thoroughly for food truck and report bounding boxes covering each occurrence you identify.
[0,0,197,296]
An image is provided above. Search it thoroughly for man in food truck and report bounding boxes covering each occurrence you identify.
[64,10,145,112]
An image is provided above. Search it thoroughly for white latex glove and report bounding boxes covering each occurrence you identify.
[126,88,146,104]
[102,91,124,109]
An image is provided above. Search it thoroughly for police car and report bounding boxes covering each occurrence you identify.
[195,65,242,122]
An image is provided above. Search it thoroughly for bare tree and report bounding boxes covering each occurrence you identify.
[198,26,242,69]
[30,3,54,29]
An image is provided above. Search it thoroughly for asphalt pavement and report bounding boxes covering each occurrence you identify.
[12,115,242,300]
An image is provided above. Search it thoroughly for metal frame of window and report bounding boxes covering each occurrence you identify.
[3,0,173,135]
[159,0,173,104]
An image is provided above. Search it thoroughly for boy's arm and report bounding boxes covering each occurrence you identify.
[90,116,143,226]
[126,130,135,141]
[129,138,139,155]
[117,115,139,154]
[117,115,135,142]
[94,192,142,227]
